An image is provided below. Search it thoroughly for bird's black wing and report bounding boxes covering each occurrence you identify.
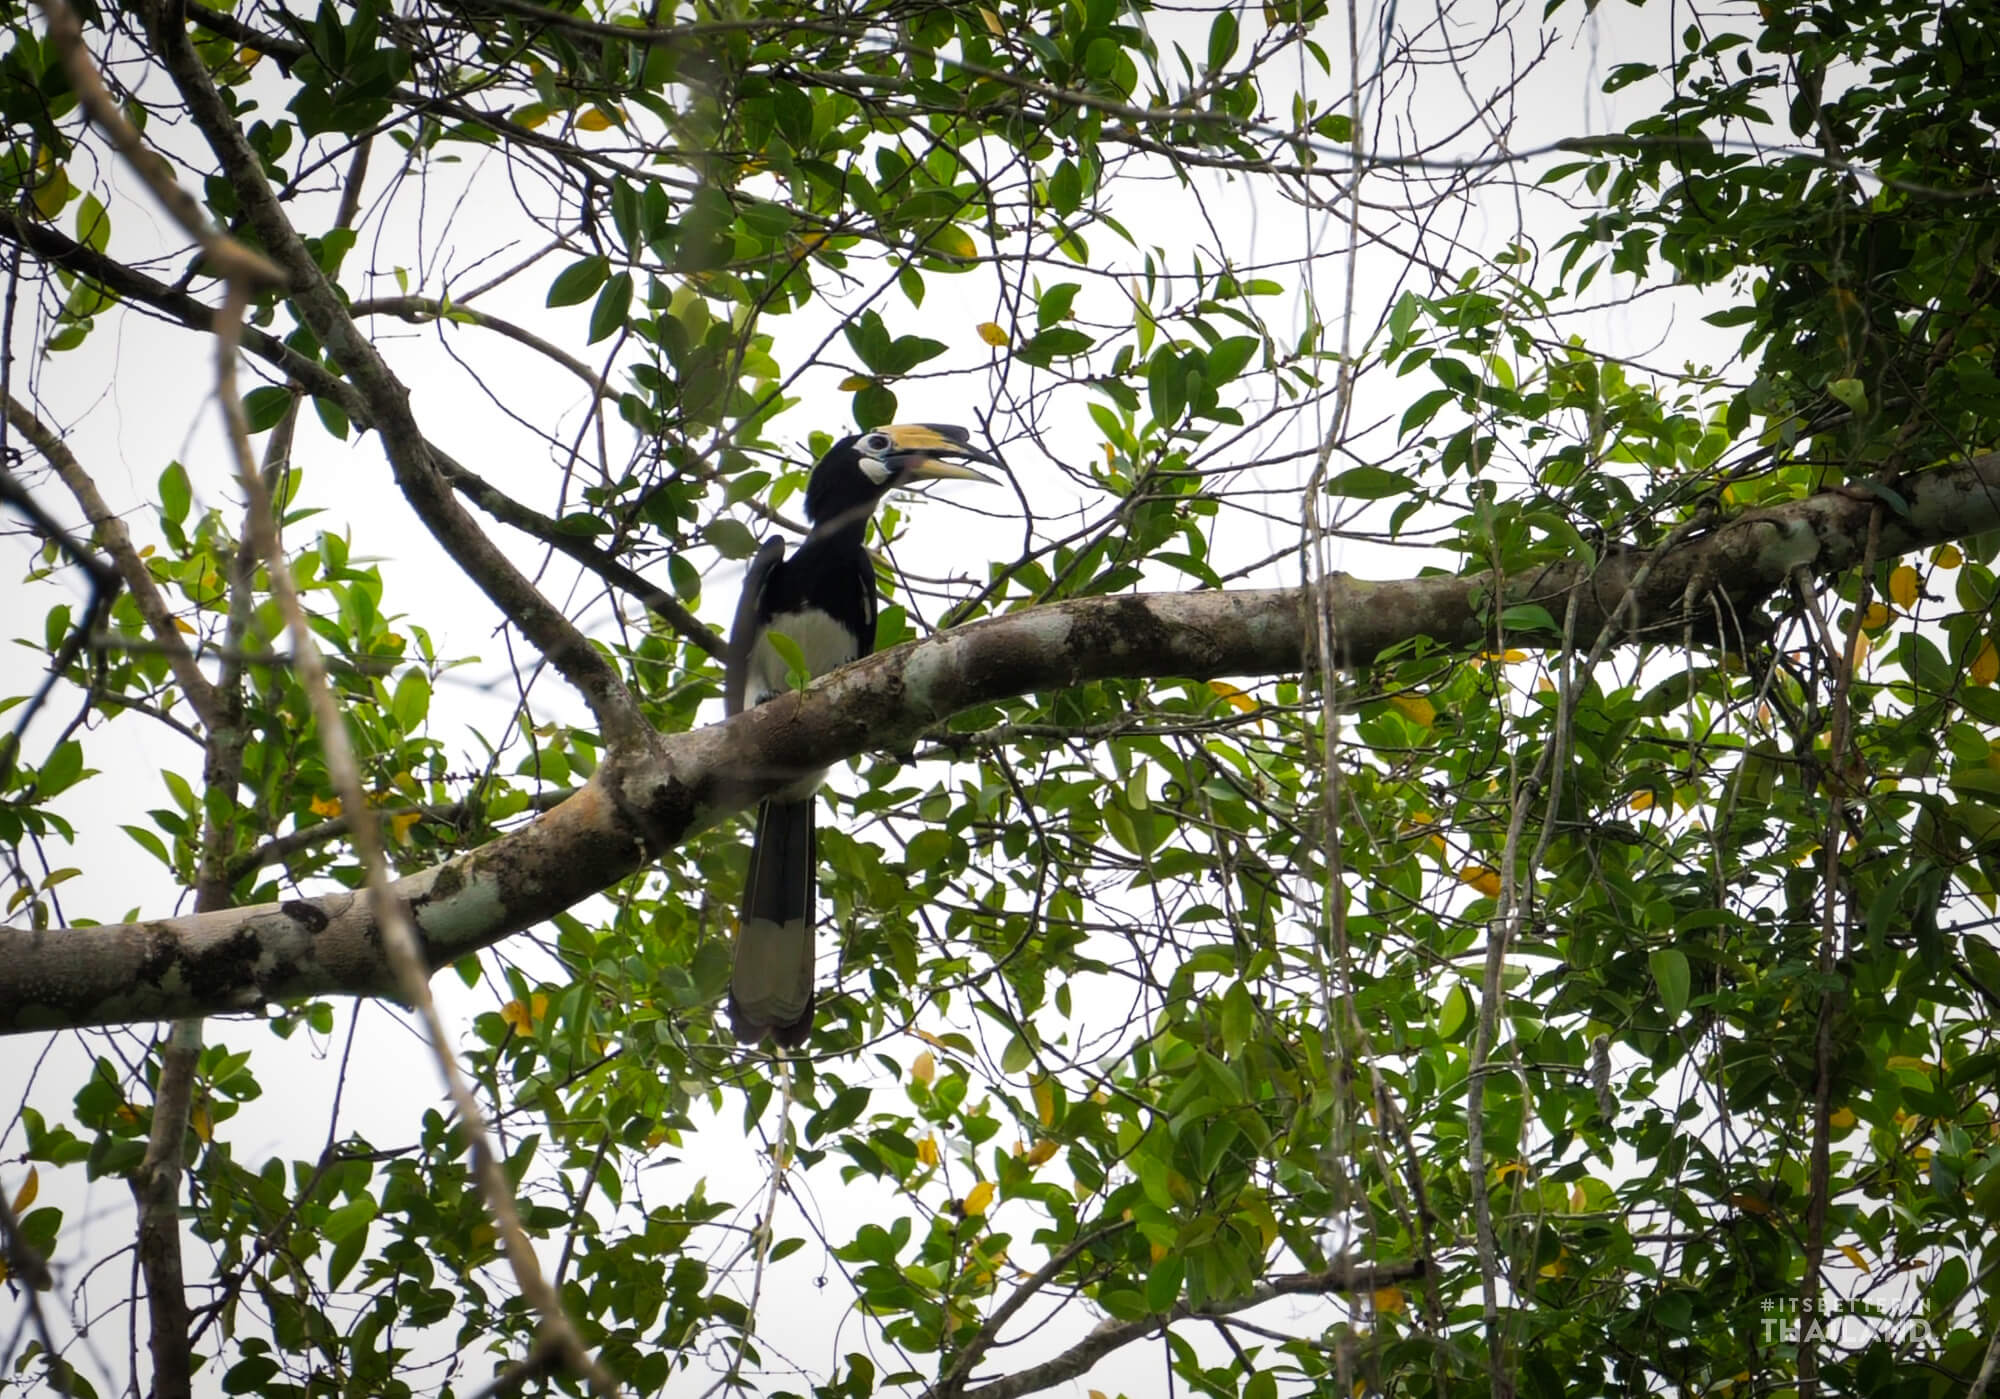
[724,536,787,716]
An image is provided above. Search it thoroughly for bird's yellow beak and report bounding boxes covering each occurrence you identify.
[881,423,1001,484]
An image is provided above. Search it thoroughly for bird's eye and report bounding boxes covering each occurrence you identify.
[861,433,892,454]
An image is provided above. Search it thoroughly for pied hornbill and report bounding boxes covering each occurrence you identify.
[724,423,1000,1046]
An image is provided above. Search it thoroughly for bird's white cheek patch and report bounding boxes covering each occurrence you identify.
[858,456,893,486]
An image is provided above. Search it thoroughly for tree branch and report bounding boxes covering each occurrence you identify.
[4,447,1992,1031]
[5,392,220,727]
[433,451,724,659]
[0,207,364,418]
[349,297,610,399]
[141,0,653,752]
[956,1257,1427,1399]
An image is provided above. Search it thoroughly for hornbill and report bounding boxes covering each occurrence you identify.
[724,423,999,1046]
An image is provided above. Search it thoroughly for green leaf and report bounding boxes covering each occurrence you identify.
[704,518,759,561]
[1017,327,1095,366]
[390,669,431,730]
[1047,159,1082,217]
[1206,10,1238,70]
[75,193,110,254]
[588,271,633,343]
[1000,1033,1034,1074]
[159,462,191,526]
[667,553,700,602]
[763,630,811,690]
[1649,948,1690,1023]
[313,395,348,441]
[1827,377,1869,416]
[243,386,295,433]
[853,381,897,429]
[1327,466,1410,499]
[546,255,609,308]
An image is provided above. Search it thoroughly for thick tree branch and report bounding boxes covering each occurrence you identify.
[4,448,1994,1031]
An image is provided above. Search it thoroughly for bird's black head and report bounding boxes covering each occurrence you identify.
[803,423,999,528]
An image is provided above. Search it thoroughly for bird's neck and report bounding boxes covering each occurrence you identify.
[804,502,878,550]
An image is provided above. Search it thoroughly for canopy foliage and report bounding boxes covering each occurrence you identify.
[3,0,1999,1395]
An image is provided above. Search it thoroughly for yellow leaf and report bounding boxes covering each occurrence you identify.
[916,1135,939,1167]
[172,616,196,634]
[388,809,421,845]
[979,6,1004,35]
[914,1029,951,1050]
[1934,544,1963,569]
[576,107,617,131]
[1862,602,1890,630]
[191,1102,212,1143]
[1849,629,1871,665]
[1493,1161,1528,1183]
[838,374,874,392]
[1207,679,1255,713]
[309,794,342,819]
[1829,1107,1856,1129]
[911,1051,935,1085]
[1838,1244,1871,1273]
[1373,1285,1406,1313]
[1537,1250,1569,1278]
[1477,648,1529,664]
[1729,1192,1772,1215]
[976,321,1010,347]
[500,997,544,1035]
[513,104,552,130]
[1629,790,1655,812]
[1888,564,1920,609]
[1974,640,2000,687]
[1026,1138,1058,1166]
[961,1181,995,1217]
[1387,694,1435,728]
[1032,1076,1055,1126]
[1459,864,1503,898]
[11,1166,38,1214]
[236,46,261,66]
[926,224,977,260]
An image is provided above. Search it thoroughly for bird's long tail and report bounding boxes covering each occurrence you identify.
[728,798,817,1046]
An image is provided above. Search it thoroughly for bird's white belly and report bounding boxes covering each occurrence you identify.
[746,609,862,799]
[745,608,865,704]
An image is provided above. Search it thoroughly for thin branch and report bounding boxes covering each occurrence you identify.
[349,296,610,398]
[956,1258,1427,1399]
[143,0,653,752]
[4,393,220,726]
